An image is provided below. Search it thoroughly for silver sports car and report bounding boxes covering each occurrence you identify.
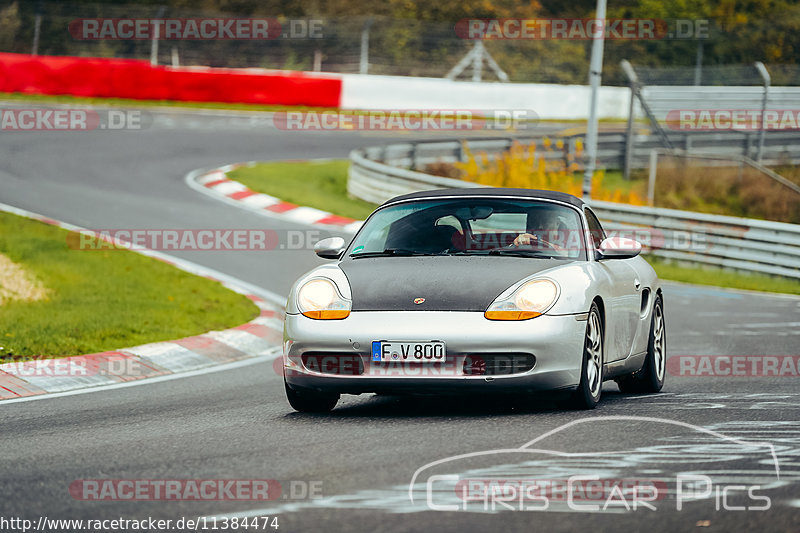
[282,188,665,412]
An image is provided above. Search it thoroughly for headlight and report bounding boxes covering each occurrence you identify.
[297,278,351,319]
[484,279,559,321]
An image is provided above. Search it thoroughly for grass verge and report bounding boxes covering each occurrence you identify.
[229,160,378,220]
[228,159,799,296]
[645,256,800,296]
[0,211,258,358]
[0,92,333,114]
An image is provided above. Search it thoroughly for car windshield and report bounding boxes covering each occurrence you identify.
[347,198,586,260]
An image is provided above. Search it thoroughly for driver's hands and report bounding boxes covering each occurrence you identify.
[512,233,537,246]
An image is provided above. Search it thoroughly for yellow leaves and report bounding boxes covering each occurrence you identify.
[454,138,643,205]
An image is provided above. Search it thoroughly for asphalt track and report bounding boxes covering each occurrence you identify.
[1,107,799,533]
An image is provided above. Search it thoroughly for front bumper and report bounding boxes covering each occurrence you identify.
[283,311,586,395]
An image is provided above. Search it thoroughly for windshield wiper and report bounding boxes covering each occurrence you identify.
[350,248,445,258]
[486,248,557,259]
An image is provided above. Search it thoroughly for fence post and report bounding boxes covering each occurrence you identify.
[754,61,771,163]
[150,6,166,66]
[359,18,374,75]
[648,149,658,206]
[623,82,636,180]
[472,41,483,82]
[563,136,571,170]
[32,12,42,56]
[582,0,608,200]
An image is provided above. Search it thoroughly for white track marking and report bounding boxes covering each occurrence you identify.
[0,348,281,405]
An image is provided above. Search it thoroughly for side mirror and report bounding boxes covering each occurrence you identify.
[314,237,346,259]
[597,237,642,260]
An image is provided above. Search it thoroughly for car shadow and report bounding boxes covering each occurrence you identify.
[280,386,659,420]
[282,392,574,420]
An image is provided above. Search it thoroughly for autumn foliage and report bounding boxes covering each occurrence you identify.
[436,139,647,205]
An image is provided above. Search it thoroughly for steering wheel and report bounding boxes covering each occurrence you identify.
[511,234,560,251]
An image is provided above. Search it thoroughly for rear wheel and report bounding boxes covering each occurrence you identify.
[568,302,604,409]
[284,380,339,413]
[616,294,666,393]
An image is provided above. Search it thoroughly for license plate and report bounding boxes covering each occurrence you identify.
[372,341,446,362]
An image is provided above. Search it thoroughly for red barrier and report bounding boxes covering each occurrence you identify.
[0,53,342,107]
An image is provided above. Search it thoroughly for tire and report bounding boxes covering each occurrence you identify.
[616,294,666,394]
[568,302,604,409]
[284,380,339,413]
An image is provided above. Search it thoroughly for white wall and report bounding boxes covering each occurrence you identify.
[340,74,631,120]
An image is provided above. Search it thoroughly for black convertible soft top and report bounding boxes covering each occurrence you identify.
[382,187,586,209]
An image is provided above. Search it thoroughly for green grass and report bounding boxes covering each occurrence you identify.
[229,160,378,220]
[0,92,335,114]
[0,211,258,358]
[646,256,800,296]
[596,169,646,196]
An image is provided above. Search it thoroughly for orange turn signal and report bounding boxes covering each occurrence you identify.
[302,310,351,320]
[484,310,541,321]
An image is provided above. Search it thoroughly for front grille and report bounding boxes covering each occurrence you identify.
[301,353,365,375]
[463,353,536,376]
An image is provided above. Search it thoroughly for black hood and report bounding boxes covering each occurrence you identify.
[339,256,571,312]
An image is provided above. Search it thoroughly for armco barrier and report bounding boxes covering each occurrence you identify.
[0,52,342,107]
[352,134,800,177]
[349,142,800,280]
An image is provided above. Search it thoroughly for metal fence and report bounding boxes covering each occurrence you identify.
[622,61,800,170]
[349,140,800,280]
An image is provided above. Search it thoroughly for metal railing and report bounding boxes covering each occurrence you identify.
[348,138,800,280]
[354,131,800,178]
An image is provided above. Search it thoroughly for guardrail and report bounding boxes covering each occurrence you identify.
[349,138,800,280]
[353,131,800,175]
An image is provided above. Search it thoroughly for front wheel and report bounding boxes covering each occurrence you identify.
[285,380,339,413]
[567,302,604,409]
[616,294,666,393]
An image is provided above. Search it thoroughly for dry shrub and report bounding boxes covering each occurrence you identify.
[424,139,646,205]
[654,157,800,223]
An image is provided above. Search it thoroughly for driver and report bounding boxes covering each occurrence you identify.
[512,207,563,249]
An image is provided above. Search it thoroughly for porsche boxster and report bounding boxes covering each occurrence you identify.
[282,188,665,412]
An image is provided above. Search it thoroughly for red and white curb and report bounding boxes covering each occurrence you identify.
[185,162,363,234]
[0,201,285,401]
